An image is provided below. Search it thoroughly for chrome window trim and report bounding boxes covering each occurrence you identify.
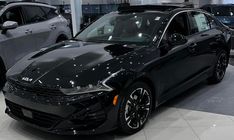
[157,9,210,48]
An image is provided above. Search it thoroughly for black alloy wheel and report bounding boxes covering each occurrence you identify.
[119,82,152,134]
[208,50,228,84]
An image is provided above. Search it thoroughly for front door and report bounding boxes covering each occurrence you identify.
[0,6,36,69]
[156,12,200,101]
[21,5,51,49]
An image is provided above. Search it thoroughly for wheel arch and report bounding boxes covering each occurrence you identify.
[225,38,231,53]
[134,76,157,110]
[122,73,158,111]
[216,40,231,66]
[56,34,69,43]
[111,69,158,110]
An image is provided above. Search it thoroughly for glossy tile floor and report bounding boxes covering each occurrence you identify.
[1,66,234,140]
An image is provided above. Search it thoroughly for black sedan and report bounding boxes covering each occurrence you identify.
[3,6,231,135]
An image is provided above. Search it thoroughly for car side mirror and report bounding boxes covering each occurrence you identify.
[168,33,187,46]
[1,21,18,34]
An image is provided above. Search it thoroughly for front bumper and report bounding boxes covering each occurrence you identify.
[3,82,119,135]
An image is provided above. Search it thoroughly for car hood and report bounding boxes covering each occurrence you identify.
[7,40,145,89]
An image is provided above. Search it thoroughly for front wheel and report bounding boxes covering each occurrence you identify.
[118,82,153,135]
[208,50,228,84]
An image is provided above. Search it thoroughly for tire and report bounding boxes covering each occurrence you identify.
[118,82,153,135]
[56,35,68,43]
[208,49,228,84]
[0,59,6,90]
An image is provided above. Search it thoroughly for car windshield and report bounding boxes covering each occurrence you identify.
[76,12,165,45]
[213,6,234,16]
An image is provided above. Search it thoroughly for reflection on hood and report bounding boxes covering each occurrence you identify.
[7,40,150,89]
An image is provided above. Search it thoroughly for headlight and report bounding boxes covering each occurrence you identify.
[60,69,124,95]
[60,83,113,95]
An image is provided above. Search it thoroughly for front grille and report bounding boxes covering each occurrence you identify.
[6,81,95,105]
[8,80,64,97]
[6,100,62,128]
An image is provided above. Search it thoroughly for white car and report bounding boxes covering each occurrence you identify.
[0,2,72,88]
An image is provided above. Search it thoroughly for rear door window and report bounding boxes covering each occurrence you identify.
[188,12,211,35]
[22,6,47,24]
[41,7,58,19]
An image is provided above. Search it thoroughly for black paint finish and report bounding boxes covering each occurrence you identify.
[3,8,232,135]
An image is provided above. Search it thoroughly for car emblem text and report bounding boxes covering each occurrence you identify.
[22,77,33,82]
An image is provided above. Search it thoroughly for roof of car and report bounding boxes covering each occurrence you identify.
[5,1,56,9]
[118,5,200,16]
[118,4,195,13]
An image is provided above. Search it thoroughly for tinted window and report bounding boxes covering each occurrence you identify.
[189,12,210,34]
[23,6,47,24]
[76,13,165,45]
[41,7,58,19]
[1,7,23,25]
[162,12,189,41]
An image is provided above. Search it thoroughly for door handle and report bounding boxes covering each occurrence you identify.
[215,34,222,41]
[188,43,197,54]
[189,43,197,48]
[25,29,32,34]
[201,34,209,37]
[50,25,56,30]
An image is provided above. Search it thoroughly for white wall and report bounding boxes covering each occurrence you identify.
[5,0,233,7]
[82,0,128,4]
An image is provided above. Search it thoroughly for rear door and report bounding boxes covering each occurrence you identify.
[21,5,51,49]
[206,14,228,51]
[187,11,218,71]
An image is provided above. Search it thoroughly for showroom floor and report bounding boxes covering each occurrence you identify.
[1,64,234,140]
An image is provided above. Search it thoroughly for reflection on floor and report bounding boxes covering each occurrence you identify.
[1,66,234,140]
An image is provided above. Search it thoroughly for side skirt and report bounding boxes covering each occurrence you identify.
[157,67,213,107]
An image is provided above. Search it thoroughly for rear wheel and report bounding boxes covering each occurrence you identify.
[208,50,228,84]
[118,82,153,134]
[0,59,6,90]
